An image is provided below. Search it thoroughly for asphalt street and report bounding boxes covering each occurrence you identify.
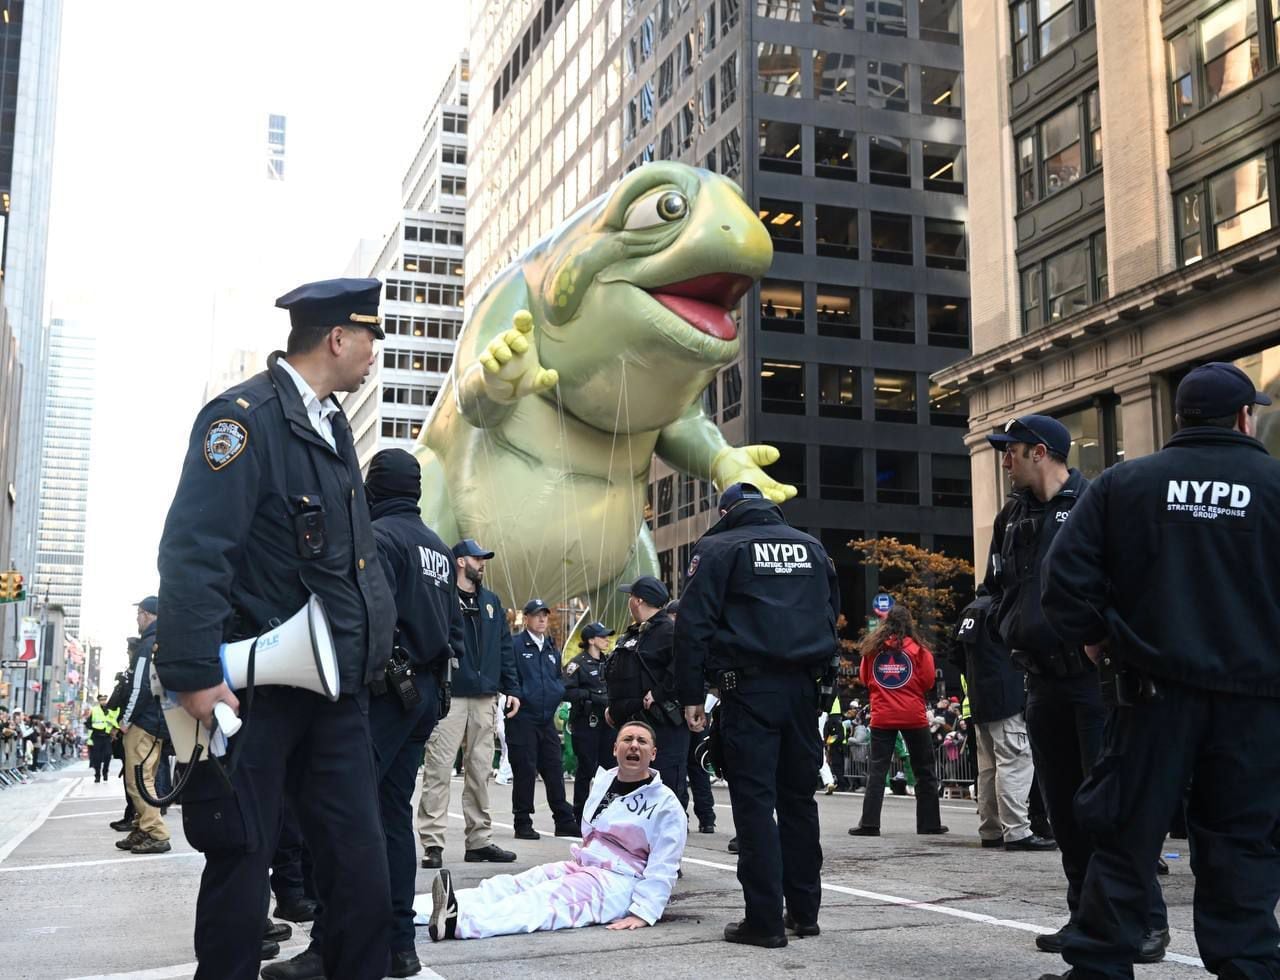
[0,764,1218,980]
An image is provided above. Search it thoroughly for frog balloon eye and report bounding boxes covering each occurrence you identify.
[624,190,689,230]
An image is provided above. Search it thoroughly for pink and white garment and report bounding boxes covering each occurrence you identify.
[445,766,687,938]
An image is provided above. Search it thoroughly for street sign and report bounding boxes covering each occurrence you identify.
[1,659,29,669]
[873,593,895,614]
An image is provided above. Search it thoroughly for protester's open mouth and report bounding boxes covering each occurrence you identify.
[646,273,753,341]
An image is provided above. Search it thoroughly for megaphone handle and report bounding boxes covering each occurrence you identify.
[213,701,242,737]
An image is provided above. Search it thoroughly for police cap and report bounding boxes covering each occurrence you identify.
[274,278,385,339]
[1175,362,1272,420]
[135,596,159,615]
[718,482,765,512]
[619,575,669,607]
[523,598,551,615]
[452,538,495,560]
[581,621,614,640]
[985,414,1072,458]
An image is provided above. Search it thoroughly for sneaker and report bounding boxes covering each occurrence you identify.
[428,869,458,942]
[723,920,787,948]
[115,829,147,850]
[131,834,172,854]
[464,843,517,863]
[421,846,443,869]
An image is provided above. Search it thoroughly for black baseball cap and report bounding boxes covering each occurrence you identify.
[1175,362,1272,420]
[619,575,670,607]
[452,538,495,560]
[523,598,551,615]
[985,414,1072,458]
[581,621,614,640]
[135,596,159,615]
[718,482,766,512]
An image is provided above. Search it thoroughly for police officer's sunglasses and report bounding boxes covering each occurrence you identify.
[1002,417,1054,452]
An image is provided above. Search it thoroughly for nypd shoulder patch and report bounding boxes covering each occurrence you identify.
[565,662,579,675]
[687,554,701,577]
[204,418,249,471]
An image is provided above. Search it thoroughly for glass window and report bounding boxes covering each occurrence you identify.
[1053,404,1106,477]
[759,198,804,252]
[869,135,910,187]
[1210,153,1271,251]
[875,450,919,503]
[867,60,908,111]
[871,289,915,343]
[874,371,917,422]
[815,205,859,259]
[871,212,913,264]
[816,284,859,338]
[929,381,968,425]
[1012,0,1084,75]
[1168,30,1196,122]
[818,364,861,418]
[721,126,742,177]
[814,50,856,102]
[1038,0,1076,58]
[1201,0,1259,104]
[920,0,962,42]
[1045,242,1090,321]
[699,75,718,123]
[1017,133,1036,208]
[760,360,806,414]
[920,67,962,118]
[932,455,972,508]
[923,143,965,194]
[701,2,718,51]
[723,0,743,33]
[758,42,802,97]
[721,52,740,110]
[1092,230,1108,299]
[812,0,855,26]
[658,53,675,104]
[926,296,969,348]
[759,120,802,173]
[1086,87,1102,169]
[866,0,908,35]
[1011,0,1033,73]
[1022,266,1042,332]
[757,0,803,19]
[924,218,966,270]
[656,475,675,527]
[722,362,743,420]
[1178,187,1204,265]
[760,278,805,333]
[815,127,856,181]
[1041,102,1082,194]
[820,446,864,501]
[1235,344,1280,458]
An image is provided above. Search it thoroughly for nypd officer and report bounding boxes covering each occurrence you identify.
[1039,363,1280,980]
[155,278,395,980]
[675,483,840,948]
[269,448,466,980]
[507,599,577,838]
[606,576,690,809]
[562,621,616,823]
[984,415,1167,961]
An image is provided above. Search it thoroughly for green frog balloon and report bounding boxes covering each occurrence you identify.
[414,161,794,628]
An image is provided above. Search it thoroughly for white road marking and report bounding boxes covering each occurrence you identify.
[439,813,1205,969]
[0,776,76,865]
[62,945,450,980]
[0,851,202,873]
[47,809,125,820]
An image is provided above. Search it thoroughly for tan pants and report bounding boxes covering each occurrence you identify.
[123,726,169,840]
[417,694,496,852]
[975,713,1034,843]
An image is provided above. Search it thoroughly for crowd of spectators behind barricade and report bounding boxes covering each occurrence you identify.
[0,705,84,784]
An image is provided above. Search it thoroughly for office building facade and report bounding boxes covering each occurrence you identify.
[934,0,1280,564]
[343,55,469,467]
[34,317,94,638]
[467,0,973,610]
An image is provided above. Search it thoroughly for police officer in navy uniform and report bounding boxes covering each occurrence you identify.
[268,448,466,980]
[562,621,615,823]
[675,483,840,949]
[605,576,690,810]
[1039,363,1280,980]
[984,415,1168,962]
[155,278,396,980]
[507,598,576,838]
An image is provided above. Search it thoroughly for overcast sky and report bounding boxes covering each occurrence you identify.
[47,0,467,677]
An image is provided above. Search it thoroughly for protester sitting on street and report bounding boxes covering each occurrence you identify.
[849,606,948,837]
[422,721,687,941]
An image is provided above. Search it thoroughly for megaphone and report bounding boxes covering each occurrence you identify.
[154,594,340,763]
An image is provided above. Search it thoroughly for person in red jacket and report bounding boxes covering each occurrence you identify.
[848,605,948,837]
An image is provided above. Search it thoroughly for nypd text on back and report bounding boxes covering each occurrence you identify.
[751,541,815,575]
[1166,479,1251,520]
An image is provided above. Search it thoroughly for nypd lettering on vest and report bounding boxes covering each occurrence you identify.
[1166,479,1251,519]
[418,545,453,587]
[751,541,815,576]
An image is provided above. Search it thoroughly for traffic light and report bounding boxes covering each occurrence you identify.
[0,570,24,602]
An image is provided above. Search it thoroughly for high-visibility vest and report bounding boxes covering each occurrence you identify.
[90,704,120,733]
[960,675,971,720]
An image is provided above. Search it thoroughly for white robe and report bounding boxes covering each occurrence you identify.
[443,766,688,938]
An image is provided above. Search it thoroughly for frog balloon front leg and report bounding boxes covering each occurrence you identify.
[455,310,559,427]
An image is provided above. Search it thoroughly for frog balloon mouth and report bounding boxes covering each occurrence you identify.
[646,273,753,341]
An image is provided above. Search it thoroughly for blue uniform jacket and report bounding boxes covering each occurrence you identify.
[510,629,564,725]
[452,585,520,698]
[155,353,395,695]
[122,621,166,738]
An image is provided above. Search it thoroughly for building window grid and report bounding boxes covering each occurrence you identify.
[1010,0,1094,76]
[1166,0,1272,124]
[1016,87,1102,211]
[1020,230,1109,332]
[1176,149,1275,266]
